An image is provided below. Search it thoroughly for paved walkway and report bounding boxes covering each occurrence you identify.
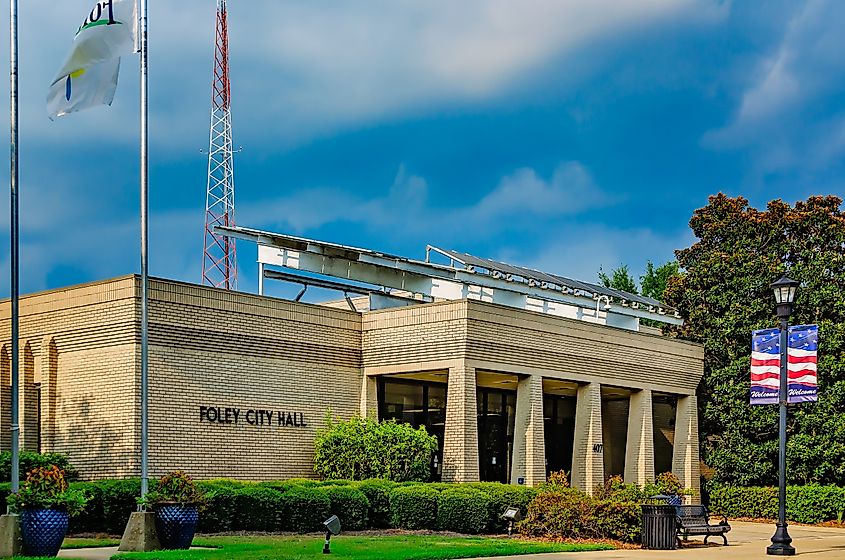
[56,522,845,559]
[476,522,845,559]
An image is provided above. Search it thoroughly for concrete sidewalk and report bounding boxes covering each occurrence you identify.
[474,522,845,559]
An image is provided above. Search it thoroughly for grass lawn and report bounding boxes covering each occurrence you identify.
[112,535,613,560]
[63,537,122,548]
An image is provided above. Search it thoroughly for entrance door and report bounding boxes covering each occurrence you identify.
[477,388,516,483]
[544,394,576,476]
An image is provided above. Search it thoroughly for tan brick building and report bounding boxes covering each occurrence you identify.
[0,266,704,498]
[0,230,703,498]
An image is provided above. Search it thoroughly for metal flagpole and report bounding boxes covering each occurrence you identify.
[139,0,149,500]
[9,0,20,495]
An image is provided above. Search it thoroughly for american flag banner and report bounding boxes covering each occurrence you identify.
[750,325,819,405]
[751,328,780,405]
[787,324,818,404]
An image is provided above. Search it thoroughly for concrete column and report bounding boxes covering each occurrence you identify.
[510,374,546,486]
[441,363,479,483]
[571,382,604,494]
[624,389,655,486]
[359,375,378,418]
[673,395,701,503]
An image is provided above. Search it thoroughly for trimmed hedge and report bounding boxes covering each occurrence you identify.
[325,485,369,530]
[469,483,537,533]
[358,479,397,528]
[436,486,488,534]
[709,484,845,524]
[279,486,331,533]
[389,485,438,529]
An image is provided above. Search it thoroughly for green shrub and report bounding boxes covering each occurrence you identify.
[83,479,141,535]
[232,486,285,531]
[518,486,642,543]
[708,484,845,523]
[470,483,537,533]
[389,485,438,529]
[197,484,239,533]
[436,486,488,534]
[325,485,369,530]
[280,486,331,533]
[358,479,397,528]
[0,452,79,482]
[314,415,438,482]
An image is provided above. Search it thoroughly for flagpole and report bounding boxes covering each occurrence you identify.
[139,0,149,500]
[9,0,20,496]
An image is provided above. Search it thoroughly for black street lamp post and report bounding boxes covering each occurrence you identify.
[767,275,800,556]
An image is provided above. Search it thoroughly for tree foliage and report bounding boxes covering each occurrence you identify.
[314,415,438,482]
[664,194,845,486]
[640,261,680,301]
[598,264,638,294]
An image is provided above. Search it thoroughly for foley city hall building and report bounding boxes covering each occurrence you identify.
[0,226,704,497]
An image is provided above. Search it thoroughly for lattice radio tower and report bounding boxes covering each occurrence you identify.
[202,0,238,290]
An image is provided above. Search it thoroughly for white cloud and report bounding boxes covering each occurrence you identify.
[0,0,724,153]
[703,0,845,173]
[239,161,615,236]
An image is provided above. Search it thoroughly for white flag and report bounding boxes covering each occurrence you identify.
[47,0,137,119]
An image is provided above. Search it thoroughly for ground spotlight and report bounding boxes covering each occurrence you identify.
[323,515,341,554]
[502,506,523,537]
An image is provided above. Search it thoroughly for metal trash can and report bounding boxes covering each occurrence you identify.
[641,504,677,550]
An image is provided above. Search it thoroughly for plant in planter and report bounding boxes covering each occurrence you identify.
[7,465,88,557]
[140,470,206,550]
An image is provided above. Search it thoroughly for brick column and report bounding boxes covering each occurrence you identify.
[359,375,378,418]
[441,363,479,483]
[510,374,546,486]
[40,337,58,452]
[21,343,39,451]
[571,382,604,494]
[624,389,655,486]
[0,346,9,451]
[673,395,701,503]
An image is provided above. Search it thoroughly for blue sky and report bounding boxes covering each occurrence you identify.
[1,0,844,300]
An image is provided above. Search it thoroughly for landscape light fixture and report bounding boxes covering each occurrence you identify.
[767,274,799,557]
[323,515,341,554]
[502,507,523,537]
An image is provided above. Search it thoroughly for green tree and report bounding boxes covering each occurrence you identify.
[598,264,638,294]
[640,261,680,301]
[664,194,845,486]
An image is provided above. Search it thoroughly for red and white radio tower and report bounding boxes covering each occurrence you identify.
[202,0,238,290]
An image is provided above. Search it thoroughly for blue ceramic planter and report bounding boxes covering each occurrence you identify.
[155,504,199,550]
[20,508,69,557]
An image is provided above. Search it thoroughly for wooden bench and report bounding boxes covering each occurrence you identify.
[676,505,731,546]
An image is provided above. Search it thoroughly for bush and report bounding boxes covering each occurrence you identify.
[197,484,240,533]
[436,486,488,534]
[314,415,438,482]
[233,486,285,531]
[0,452,78,482]
[518,485,642,543]
[325,485,369,530]
[358,479,397,528]
[279,486,331,533]
[470,483,537,533]
[708,484,845,523]
[389,485,438,529]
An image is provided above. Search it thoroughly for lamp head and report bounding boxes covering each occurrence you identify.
[771,275,799,318]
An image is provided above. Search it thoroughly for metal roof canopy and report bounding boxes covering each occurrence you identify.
[217,225,682,326]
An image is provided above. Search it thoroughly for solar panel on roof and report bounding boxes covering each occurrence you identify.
[432,246,674,311]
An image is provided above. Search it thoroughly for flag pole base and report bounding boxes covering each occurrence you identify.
[0,514,22,557]
[119,511,161,552]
